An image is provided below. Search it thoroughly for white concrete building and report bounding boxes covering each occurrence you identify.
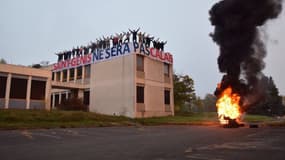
[0,39,174,118]
[51,42,174,118]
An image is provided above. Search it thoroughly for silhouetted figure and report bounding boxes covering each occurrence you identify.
[145,35,154,48]
[57,52,63,61]
[138,32,145,43]
[123,32,131,43]
[129,28,140,42]
[159,41,167,51]
[83,46,89,55]
[111,35,119,46]
[103,36,110,48]
[153,39,160,49]
[117,33,124,45]
[63,51,69,60]
[90,42,97,53]
[72,48,76,58]
[67,50,72,59]
[75,47,80,57]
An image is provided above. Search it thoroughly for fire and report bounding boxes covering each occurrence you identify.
[216,87,242,125]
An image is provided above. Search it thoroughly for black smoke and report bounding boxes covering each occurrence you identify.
[209,0,283,111]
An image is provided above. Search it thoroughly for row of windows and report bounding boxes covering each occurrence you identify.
[136,86,171,105]
[0,77,46,100]
[52,65,91,82]
[136,55,170,77]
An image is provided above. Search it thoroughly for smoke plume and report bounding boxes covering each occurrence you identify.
[209,0,283,111]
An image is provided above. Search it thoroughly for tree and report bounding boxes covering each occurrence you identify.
[0,58,7,64]
[192,96,204,112]
[203,94,217,112]
[248,76,285,116]
[173,73,196,113]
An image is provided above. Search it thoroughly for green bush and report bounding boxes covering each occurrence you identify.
[57,98,88,111]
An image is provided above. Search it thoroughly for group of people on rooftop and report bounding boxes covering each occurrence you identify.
[56,28,167,62]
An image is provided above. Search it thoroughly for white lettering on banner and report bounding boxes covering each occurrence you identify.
[53,54,92,71]
[92,43,133,63]
[52,42,173,71]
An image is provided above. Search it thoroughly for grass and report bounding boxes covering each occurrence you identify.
[135,112,219,125]
[0,109,283,130]
[0,109,134,130]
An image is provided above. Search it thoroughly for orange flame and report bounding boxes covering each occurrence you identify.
[216,86,242,124]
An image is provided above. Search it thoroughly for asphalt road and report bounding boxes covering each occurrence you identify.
[0,125,285,160]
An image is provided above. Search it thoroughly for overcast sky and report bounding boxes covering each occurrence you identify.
[0,0,284,97]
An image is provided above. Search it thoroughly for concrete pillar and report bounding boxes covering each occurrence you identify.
[66,92,69,99]
[4,73,12,109]
[26,76,32,109]
[81,66,85,84]
[54,72,57,82]
[74,68,77,83]
[52,93,55,109]
[67,69,70,82]
[60,71,63,82]
[78,89,84,99]
[45,78,51,110]
[59,93,62,105]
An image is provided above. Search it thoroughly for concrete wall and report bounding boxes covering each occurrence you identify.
[136,55,174,118]
[90,55,135,117]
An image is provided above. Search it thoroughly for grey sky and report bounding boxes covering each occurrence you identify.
[0,0,284,97]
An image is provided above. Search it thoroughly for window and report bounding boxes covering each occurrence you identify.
[164,89,170,105]
[52,72,55,81]
[0,76,7,98]
[137,55,144,71]
[62,70,67,82]
[77,66,82,79]
[70,68,75,81]
[10,78,27,99]
[31,80,46,100]
[164,63,170,77]
[56,72,61,82]
[85,64,91,78]
[136,85,144,103]
[84,91,90,105]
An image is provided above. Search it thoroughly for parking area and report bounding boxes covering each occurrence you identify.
[1,126,285,160]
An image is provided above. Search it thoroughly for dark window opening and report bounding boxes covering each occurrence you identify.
[0,76,7,98]
[52,72,55,81]
[136,86,144,103]
[56,72,61,81]
[137,55,144,72]
[164,63,170,77]
[70,68,75,81]
[85,65,91,78]
[10,78,27,99]
[164,90,170,105]
[62,93,67,102]
[55,94,60,107]
[31,80,46,100]
[62,70,67,82]
[83,91,90,105]
[77,67,82,79]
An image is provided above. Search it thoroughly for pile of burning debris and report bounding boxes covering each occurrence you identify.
[209,0,283,128]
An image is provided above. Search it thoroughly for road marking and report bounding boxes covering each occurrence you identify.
[20,130,33,140]
[33,132,61,139]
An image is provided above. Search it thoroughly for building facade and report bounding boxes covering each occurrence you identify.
[51,42,174,118]
[0,34,174,118]
[0,64,51,110]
